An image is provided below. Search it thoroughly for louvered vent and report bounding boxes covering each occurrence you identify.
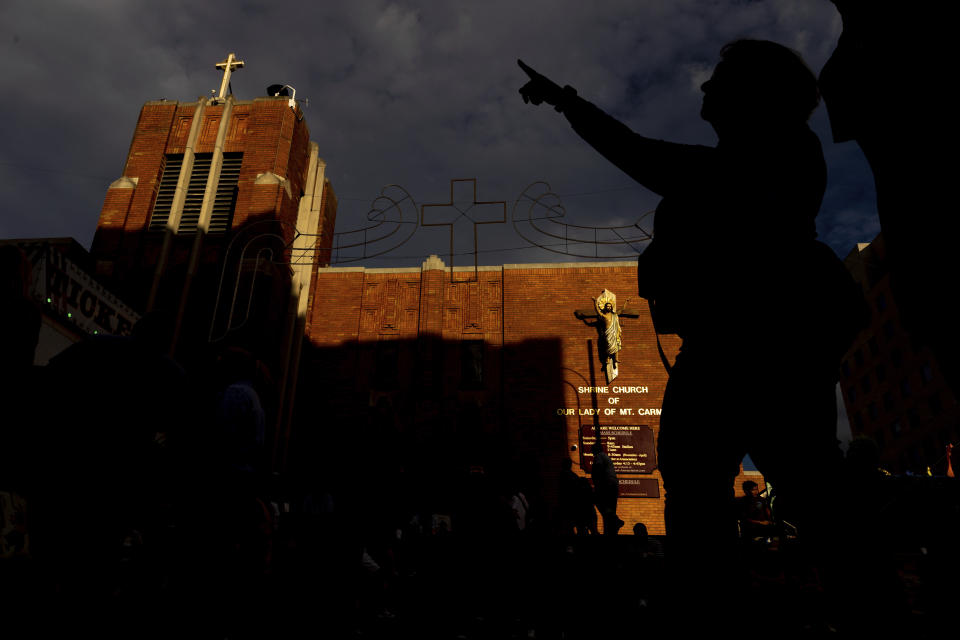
[177,154,213,232]
[208,152,242,233]
[148,154,183,231]
[150,152,242,234]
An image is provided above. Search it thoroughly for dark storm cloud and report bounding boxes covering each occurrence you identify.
[0,1,875,263]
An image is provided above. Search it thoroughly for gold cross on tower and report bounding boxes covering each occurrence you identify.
[215,52,245,99]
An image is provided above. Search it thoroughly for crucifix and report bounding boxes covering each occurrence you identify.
[215,52,245,100]
[421,179,506,281]
[575,289,639,383]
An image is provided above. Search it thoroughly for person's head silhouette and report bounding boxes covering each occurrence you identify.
[700,39,819,136]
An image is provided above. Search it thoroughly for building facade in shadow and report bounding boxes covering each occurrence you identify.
[840,234,959,475]
[61,56,764,534]
[295,254,750,534]
[81,64,338,458]
[90,72,336,362]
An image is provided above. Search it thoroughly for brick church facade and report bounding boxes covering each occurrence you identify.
[88,60,337,465]
[84,57,761,535]
[297,257,760,534]
[91,89,336,374]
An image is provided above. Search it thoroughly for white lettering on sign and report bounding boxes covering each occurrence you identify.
[556,407,661,417]
[577,386,608,394]
[560,385,658,419]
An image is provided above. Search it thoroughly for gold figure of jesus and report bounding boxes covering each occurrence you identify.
[575,289,639,383]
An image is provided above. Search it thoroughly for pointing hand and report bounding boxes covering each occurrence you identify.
[518,59,569,111]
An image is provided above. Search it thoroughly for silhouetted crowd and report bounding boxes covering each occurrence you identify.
[1,253,956,637]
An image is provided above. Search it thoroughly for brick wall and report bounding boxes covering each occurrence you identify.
[91,97,319,308]
[302,259,772,536]
[500,264,654,531]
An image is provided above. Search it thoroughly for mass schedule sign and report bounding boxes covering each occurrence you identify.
[580,425,656,474]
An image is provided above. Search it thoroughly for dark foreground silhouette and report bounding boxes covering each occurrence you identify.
[821,2,959,398]
[520,39,871,631]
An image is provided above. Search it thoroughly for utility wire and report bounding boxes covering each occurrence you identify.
[283,238,645,264]
[333,184,645,202]
[0,162,114,182]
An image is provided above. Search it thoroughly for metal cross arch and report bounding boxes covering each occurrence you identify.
[421,178,506,281]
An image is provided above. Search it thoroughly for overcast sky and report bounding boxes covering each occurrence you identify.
[1,0,878,270]
[2,0,864,446]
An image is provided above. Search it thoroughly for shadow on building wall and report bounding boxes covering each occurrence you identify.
[291,336,567,527]
[90,212,300,376]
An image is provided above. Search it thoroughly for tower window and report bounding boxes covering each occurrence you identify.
[207,152,243,233]
[148,154,183,231]
[176,153,211,232]
[148,152,242,233]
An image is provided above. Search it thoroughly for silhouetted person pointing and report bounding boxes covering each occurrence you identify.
[519,41,865,629]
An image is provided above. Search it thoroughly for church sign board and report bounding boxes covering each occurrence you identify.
[617,477,661,498]
[579,424,656,475]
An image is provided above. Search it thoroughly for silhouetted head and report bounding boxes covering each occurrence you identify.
[562,457,573,471]
[633,522,648,538]
[742,480,760,497]
[701,40,819,135]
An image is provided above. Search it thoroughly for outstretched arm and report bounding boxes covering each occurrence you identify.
[575,298,599,320]
[518,59,712,197]
[618,299,641,318]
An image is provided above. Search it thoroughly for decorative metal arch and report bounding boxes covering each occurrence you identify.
[325,184,420,264]
[208,219,298,344]
[253,180,655,269]
[511,181,653,259]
